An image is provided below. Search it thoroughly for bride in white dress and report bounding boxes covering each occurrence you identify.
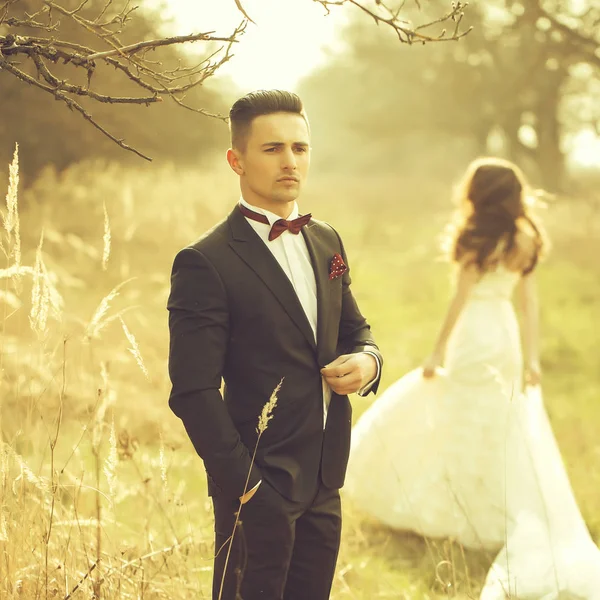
[345,157,600,599]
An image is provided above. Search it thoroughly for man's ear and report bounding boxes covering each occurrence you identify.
[226,148,244,176]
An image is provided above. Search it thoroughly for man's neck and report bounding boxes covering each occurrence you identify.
[241,196,295,220]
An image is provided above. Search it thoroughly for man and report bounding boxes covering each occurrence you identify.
[167,90,382,600]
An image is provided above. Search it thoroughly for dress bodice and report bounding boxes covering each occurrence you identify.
[470,265,521,300]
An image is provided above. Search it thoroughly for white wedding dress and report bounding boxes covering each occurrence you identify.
[345,265,600,599]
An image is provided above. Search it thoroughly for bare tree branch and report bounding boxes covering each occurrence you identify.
[29,51,160,104]
[313,0,472,44]
[3,15,60,30]
[0,0,247,160]
[84,32,235,61]
[0,54,152,160]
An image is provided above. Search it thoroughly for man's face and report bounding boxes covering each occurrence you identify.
[228,112,311,214]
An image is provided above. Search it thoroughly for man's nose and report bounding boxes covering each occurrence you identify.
[281,148,297,170]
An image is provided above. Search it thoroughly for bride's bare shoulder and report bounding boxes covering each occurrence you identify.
[505,222,538,273]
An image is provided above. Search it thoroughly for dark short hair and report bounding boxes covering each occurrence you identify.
[229,90,308,150]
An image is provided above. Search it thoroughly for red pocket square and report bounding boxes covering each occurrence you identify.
[329,253,348,280]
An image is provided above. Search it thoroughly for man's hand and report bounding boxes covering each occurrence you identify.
[321,353,377,395]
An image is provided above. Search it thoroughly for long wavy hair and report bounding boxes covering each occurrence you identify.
[443,157,549,274]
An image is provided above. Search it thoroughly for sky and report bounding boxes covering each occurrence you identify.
[153,0,349,92]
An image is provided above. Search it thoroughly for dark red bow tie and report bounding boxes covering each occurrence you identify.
[239,203,312,242]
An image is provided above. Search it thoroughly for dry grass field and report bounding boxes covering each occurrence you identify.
[1,147,599,598]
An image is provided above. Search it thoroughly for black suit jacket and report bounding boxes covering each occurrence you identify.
[167,206,382,503]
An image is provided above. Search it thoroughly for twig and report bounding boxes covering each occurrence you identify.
[4,16,60,30]
[29,52,160,105]
[314,0,472,44]
[43,338,66,600]
[64,560,99,600]
[234,0,255,24]
[84,32,238,60]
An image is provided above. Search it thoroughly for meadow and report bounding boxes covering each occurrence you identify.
[1,148,599,599]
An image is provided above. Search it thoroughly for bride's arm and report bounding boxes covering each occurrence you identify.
[422,261,479,378]
[517,271,541,385]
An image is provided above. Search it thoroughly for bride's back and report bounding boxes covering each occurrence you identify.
[471,264,521,300]
[468,227,539,300]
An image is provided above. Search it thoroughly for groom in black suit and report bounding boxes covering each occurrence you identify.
[167,90,382,600]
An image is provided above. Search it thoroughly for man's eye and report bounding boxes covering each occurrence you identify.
[295,147,307,153]
[265,147,277,153]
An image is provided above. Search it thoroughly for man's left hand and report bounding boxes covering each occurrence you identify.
[320,353,377,395]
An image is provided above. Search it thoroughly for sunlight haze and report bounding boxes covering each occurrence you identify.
[159,0,348,91]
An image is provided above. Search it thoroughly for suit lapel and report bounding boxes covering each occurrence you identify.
[227,208,317,352]
[302,221,330,356]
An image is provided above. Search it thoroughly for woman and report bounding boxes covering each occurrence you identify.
[345,157,600,598]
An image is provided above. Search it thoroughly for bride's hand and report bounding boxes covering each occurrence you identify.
[422,353,443,379]
[525,361,542,387]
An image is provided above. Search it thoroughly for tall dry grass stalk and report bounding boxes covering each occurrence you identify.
[1,144,22,404]
[119,316,149,379]
[102,200,111,271]
[104,416,118,500]
[43,339,66,600]
[87,358,118,596]
[217,377,284,600]
[0,265,34,279]
[159,433,168,493]
[0,443,9,542]
[3,143,21,269]
[85,279,134,340]
[29,231,51,336]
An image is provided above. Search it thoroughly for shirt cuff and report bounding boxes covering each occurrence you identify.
[357,351,381,396]
[239,480,262,504]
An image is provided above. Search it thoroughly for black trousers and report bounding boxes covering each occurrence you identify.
[212,480,342,600]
